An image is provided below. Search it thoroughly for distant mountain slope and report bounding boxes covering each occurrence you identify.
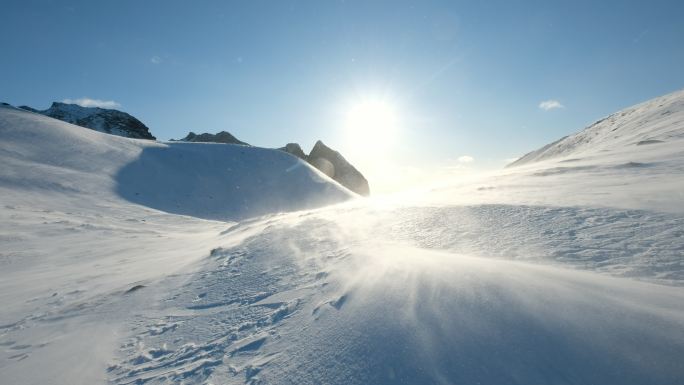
[424,89,684,214]
[0,104,353,221]
[509,89,684,167]
[18,102,156,140]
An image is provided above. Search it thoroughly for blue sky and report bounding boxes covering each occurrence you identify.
[2,0,684,189]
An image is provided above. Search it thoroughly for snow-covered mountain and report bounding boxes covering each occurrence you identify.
[1,91,683,385]
[509,89,684,167]
[424,89,684,214]
[18,102,156,140]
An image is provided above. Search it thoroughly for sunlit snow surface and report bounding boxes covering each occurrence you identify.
[107,206,684,385]
[2,90,684,385]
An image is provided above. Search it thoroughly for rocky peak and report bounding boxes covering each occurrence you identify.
[19,102,155,140]
[280,143,307,160]
[309,140,370,196]
[281,140,370,196]
[177,131,248,145]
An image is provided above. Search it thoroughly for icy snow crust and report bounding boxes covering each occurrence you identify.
[1,90,684,384]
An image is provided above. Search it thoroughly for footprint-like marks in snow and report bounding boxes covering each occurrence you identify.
[330,294,348,310]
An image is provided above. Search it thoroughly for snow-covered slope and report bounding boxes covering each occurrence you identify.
[429,89,684,213]
[0,104,354,384]
[105,205,684,385]
[509,88,684,167]
[1,91,684,385]
[0,104,353,221]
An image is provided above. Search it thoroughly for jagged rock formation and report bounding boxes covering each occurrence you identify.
[280,140,370,196]
[17,105,38,112]
[280,143,307,160]
[176,131,248,145]
[18,102,155,140]
[309,140,370,196]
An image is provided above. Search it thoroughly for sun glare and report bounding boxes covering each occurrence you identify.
[340,96,402,191]
[345,99,398,142]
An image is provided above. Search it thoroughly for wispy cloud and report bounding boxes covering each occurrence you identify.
[150,56,162,64]
[504,157,519,164]
[538,99,564,111]
[62,98,121,109]
[457,155,474,163]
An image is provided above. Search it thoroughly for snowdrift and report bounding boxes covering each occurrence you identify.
[0,104,353,384]
[107,211,684,385]
[115,142,353,220]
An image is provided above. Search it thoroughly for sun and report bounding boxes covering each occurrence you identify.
[345,98,398,142]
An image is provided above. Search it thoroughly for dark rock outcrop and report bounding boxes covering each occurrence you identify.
[19,102,155,140]
[176,131,248,145]
[279,143,307,160]
[308,140,370,196]
[277,140,370,196]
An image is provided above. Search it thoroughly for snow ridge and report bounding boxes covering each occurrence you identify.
[509,88,684,167]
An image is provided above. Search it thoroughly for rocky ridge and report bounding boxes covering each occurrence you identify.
[174,131,248,145]
[281,140,370,196]
[19,102,155,140]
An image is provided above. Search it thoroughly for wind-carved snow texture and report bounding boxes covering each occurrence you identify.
[109,204,684,384]
[0,104,352,384]
[107,219,327,384]
[384,205,684,284]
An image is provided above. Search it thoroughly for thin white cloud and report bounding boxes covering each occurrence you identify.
[539,100,564,111]
[457,155,474,163]
[504,157,519,164]
[150,56,162,64]
[62,98,121,109]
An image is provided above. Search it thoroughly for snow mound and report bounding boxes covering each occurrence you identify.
[116,142,354,220]
[509,88,684,167]
[0,104,354,221]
